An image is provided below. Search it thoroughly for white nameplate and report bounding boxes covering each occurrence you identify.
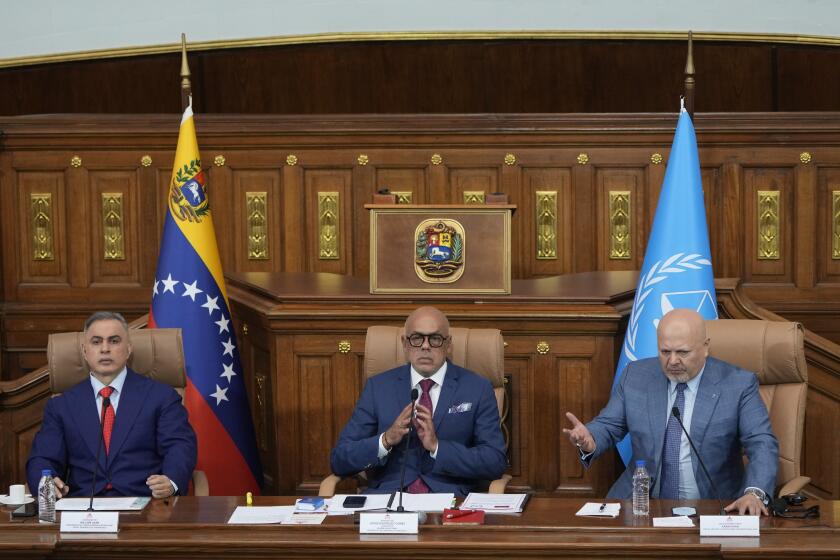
[359,512,419,534]
[60,511,119,533]
[699,515,759,537]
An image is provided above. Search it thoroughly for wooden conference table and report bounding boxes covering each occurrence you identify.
[1,496,839,559]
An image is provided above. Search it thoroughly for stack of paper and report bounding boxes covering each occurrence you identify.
[461,493,528,513]
[55,497,150,511]
[575,502,622,518]
[227,506,296,524]
[653,516,694,527]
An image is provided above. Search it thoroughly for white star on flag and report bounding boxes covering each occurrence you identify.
[182,280,203,301]
[215,315,230,334]
[153,280,159,295]
[220,363,236,382]
[161,273,178,294]
[222,338,235,356]
[210,384,229,405]
[202,295,220,315]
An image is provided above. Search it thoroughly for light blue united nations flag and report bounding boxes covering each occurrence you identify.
[613,107,717,464]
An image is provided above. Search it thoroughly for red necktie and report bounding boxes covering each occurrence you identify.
[99,386,115,455]
[406,378,435,494]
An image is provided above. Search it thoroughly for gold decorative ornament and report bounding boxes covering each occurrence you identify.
[140,155,153,167]
[832,191,840,259]
[503,341,509,347]
[242,323,249,336]
[338,340,351,354]
[102,193,125,260]
[800,152,812,164]
[70,155,82,168]
[393,191,413,204]
[609,191,632,260]
[31,193,54,261]
[504,153,517,166]
[357,154,369,166]
[650,153,663,165]
[213,155,226,167]
[430,153,443,165]
[536,341,550,354]
[318,192,340,259]
[246,192,269,260]
[463,191,485,204]
[757,190,781,260]
[286,154,298,166]
[536,191,558,260]
[577,153,589,165]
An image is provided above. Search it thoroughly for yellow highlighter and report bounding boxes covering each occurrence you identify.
[246,492,253,506]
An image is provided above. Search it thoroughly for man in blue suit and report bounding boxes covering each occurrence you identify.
[330,306,507,497]
[564,309,778,515]
[27,311,197,498]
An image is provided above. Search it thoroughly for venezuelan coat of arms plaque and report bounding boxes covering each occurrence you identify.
[414,219,465,283]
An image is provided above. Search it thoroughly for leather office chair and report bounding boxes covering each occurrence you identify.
[319,325,511,496]
[705,319,810,497]
[47,328,209,496]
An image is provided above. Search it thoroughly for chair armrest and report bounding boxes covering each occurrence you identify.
[488,474,512,494]
[192,470,209,496]
[777,476,811,498]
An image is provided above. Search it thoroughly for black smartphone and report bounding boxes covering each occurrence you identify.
[343,495,367,508]
[12,502,37,518]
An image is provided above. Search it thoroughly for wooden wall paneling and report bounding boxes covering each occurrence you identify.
[794,160,817,289]
[272,333,297,494]
[137,153,170,287]
[89,169,140,285]
[595,167,645,271]
[501,356,531,493]
[500,158,523,276]
[816,167,840,283]
[447,166,500,204]
[303,167,353,274]
[231,165,282,272]
[205,161,234,274]
[556,357,594,495]
[529,347,559,492]
[804,389,840,498]
[373,166,429,204]
[282,161,305,273]
[719,162,745,279]
[700,166,723,274]
[520,166,572,277]
[351,155,374,278]
[743,167,795,283]
[571,155,595,273]
[16,170,67,285]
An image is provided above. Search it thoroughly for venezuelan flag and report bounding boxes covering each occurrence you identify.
[149,103,263,495]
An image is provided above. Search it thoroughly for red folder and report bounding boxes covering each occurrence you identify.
[442,508,485,525]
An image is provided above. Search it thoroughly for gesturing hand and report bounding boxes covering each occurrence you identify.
[562,412,596,453]
[414,403,438,453]
[383,403,414,450]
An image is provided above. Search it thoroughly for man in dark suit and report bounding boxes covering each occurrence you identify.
[330,306,507,497]
[27,311,197,498]
[564,309,778,515]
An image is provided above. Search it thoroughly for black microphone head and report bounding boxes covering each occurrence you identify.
[410,388,419,401]
[671,406,681,419]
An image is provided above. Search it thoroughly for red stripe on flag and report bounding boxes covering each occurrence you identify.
[184,378,261,496]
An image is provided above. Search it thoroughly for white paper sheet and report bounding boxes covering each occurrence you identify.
[227,506,296,524]
[575,502,622,518]
[55,497,150,511]
[653,515,695,527]
[388,492,455,513]
[461,493,528,513]
[281,512,327,525]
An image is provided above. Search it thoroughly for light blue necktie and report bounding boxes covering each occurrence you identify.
[660,383,687,500]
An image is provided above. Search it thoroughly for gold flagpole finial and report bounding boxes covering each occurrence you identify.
[180,33,192,111]
[683,30,695,120]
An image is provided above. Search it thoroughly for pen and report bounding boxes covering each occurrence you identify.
[445,509,477,519]
[599,502,607,512]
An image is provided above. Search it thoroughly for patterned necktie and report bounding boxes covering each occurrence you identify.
[99,386,115,456]
[406,378,436,494]
[660,382,687,500]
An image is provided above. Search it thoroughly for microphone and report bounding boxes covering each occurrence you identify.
[396,388,419,513]
[671,406,725,515]
[88,395,110,511]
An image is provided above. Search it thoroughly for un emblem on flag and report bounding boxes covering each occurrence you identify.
[414,219,465,283]
[169,161,210,223]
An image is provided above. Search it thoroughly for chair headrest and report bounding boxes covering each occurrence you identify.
[364,326,505,388]
[48,328,186,393]
[705,320,807,384]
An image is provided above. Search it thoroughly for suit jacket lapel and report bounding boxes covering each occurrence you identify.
[689,360,722,455]
[67,381,107,473]
[433,362,459,430]
[106,370,150,463]
[648,372,670,467]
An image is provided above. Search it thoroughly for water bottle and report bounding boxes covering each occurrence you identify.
[632,460,650,516]
[38,469,56,524]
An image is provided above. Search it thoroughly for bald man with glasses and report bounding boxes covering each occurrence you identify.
[330,307,507,497]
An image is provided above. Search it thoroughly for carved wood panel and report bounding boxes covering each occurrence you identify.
[17,171,66,283]
[520,167,572,277]
[743,167,795,282]
[595,168,646,271]
[303,169,353,274]
[232,168,283,272]
[89,171,140,284]
[817,167,840,282]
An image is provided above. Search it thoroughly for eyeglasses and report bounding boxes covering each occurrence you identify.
[406,333,448,348]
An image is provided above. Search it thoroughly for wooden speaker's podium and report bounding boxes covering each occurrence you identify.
[366,204,515,294]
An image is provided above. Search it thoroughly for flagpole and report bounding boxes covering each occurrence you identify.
[180,33,191,112]
[684,30,695,120]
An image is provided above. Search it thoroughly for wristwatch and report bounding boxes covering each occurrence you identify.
[744,487,769,505]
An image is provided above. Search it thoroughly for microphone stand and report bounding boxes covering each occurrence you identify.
[671,406,725,515]
[88,396,109,512]
[396,388,419,513]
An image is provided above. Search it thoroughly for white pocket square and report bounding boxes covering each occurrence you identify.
[448,402,473,414]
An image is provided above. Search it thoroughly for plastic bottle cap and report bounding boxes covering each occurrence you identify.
[41,469,52,476]
[635,460,645,467]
